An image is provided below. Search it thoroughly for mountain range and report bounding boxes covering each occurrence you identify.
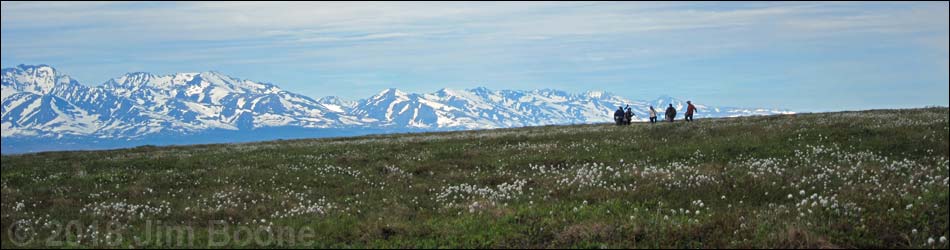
[1,64,792,153]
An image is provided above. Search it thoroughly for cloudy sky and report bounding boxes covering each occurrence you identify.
[2,1,948,112]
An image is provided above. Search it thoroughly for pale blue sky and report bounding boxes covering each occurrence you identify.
[2,1,948,112]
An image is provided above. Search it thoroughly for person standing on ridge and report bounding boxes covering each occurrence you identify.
[624,106,634,125]
[614,106,625,126]
[649,106,658,124]
[685,101,698,122]
[665,104,677,122]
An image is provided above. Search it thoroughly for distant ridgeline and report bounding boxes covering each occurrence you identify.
[1,64,792,153]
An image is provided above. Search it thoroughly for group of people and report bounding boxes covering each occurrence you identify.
[614,101,698,125]
[614,105,636,125]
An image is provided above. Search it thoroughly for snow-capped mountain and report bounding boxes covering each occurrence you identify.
[350,87,619,129]
[317,96,358,113]
[348,87,792,130]
[101,70,362,131]
[1,65,140,138]
[2,64,793,153]
[2,65,361,140]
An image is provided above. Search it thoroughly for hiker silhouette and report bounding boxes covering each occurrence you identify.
[614,106,625,125]
[685,101,698,122]
[624,106,634,125]
[649,106,658,123]
[665,104,677,122]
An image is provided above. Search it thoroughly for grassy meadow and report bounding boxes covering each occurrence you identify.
[1,108,948,248]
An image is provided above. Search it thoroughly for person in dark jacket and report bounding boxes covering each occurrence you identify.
[624,106,634,125]
[665,104,677,122]
[685,101,698,122]
[614,106,624,125]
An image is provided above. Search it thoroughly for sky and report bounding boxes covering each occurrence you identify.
[2,1,948,112]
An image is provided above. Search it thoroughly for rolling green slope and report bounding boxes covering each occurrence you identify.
[2,108,948,248]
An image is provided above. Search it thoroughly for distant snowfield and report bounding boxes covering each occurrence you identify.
[2,64,793,153]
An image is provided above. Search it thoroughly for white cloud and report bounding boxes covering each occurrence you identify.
[3,2,942,46]
[2,1,947,104]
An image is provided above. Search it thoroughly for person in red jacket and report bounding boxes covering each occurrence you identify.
[685,101,698,122]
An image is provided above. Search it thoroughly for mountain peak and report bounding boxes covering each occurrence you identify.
[199,70,230,79]
[16,64,56,73]
[435,87,465,96]
[466,87,497,98]
[108,72,156,88]
[13,64,58,79]
[3,64,80,94]
[171,72,200,81]
[652,95,679,104]
[651,95,695,109]
[469,86,493,93]
[377,88,407,97]
[530,89,573,100]
[584,90,614,99]
[192,71,233,85]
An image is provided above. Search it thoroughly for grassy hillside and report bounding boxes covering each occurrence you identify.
[2,108,948,249]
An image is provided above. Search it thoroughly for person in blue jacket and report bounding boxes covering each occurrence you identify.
[614,106,625,125]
